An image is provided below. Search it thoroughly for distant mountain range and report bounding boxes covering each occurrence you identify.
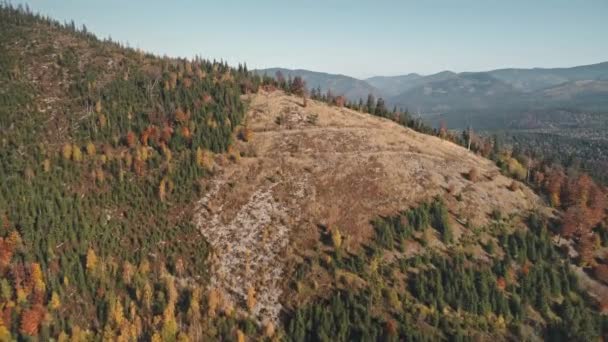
[254,68,381,100]
[255,61,608,129]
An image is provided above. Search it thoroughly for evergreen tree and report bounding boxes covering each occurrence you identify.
[366,93,375,114]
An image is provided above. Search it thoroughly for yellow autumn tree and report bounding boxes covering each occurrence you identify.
[57,331,69,342]
[7,230,22,248]
[50,291,61,310]
[0,324,12,341]
[98,113,107,129]
[72,144,83,162]
[207,288,220,317]
[86,248,98,274]
[159,178,168,202]
[30,263,45,293]
[162,305,178,341]
[195,147,214,171]
[42,158,51,172]
[188,288,201,322]
[161,144,172,162]
[236,330,246,342]
[61,143,72,160]
[95,168,105,184]
[165,275,178,305]
[506,157,526,181]
[331,228,343,249]
[86,141,96,156]
[142,281,153,311]
[264,321,275,338]
[122,261,134,285]
[111,298,124,326]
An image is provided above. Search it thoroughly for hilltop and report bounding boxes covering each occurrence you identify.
[254,67,381,100]
[199,89,547,320]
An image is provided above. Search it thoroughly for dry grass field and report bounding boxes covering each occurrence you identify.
[195,90,550,322]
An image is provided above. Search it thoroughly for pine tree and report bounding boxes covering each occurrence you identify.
[366,93,375,113]
[375,97,386,116]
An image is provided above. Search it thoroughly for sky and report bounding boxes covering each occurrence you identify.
[15,0,608,79]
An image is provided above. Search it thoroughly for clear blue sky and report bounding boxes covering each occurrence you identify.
[16,0,608,78]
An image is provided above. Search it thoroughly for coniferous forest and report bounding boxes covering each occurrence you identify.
[0,3,607,341]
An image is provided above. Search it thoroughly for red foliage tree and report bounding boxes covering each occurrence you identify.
[0,237,14,271]
[125,131,137,148]
[594,264,608,285]
[561,205,586,238]
[496,277,507,291]
[161,124,174,144]
[20,305,45,336]
[385,319,398,337]
[334,96,346,108]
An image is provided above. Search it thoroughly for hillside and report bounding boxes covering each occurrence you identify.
[200,89,544,317]
[489,61,608,92]
[0,5,263,340]
[365,73,423,97]
[1,4,607,341]
[388,72,522,115]
[214,91,607,340]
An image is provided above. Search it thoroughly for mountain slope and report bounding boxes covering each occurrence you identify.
[365,73,423,97]
[202,90,606,340]
[199,89,546,322]
[372,61,608,97]
[489,61,608,92]
[0,5,263,340]
[254,67,380,100]
[388,72,522,114]
[1,4,606,341]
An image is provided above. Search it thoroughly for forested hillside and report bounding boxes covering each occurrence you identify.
[0,4,266,340]
[0,4,607,341]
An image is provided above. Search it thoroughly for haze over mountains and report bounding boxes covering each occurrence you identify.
[254,67,381,100]
[256,61,608,129]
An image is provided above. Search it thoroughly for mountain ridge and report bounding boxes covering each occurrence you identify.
[253,67,381,100]
[258,61,608,129]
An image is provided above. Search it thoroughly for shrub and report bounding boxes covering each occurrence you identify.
[238,127,253,142]
[331,228,343,249]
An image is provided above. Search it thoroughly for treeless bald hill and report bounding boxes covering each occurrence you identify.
[195,90,550,323]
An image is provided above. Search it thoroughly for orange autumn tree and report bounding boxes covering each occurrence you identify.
[546,170,565,208]
[20,305,45,336]
[561,173,606,238]
[559,172,607,266]
[0,238,14,271]
[126,131,137,148]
